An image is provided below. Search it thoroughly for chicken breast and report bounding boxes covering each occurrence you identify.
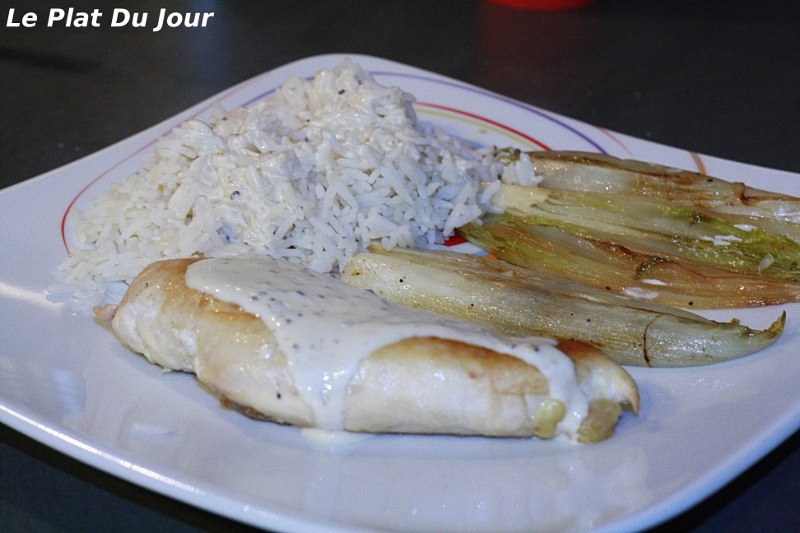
[102,256,638,443]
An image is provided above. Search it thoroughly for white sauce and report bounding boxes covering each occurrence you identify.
[300,428,370,446]
[621,287,659,300]
[702,234,743,246]
[733,224,757,231]
[758,253,775,273]
[640,279,668,286]
[185,255,587,437]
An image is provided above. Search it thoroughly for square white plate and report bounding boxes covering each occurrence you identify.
[3,54,800,533]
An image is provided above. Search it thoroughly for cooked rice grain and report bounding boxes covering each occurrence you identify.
[56,59,533,299]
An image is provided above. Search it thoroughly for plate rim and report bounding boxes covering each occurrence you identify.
[3,53,800,533]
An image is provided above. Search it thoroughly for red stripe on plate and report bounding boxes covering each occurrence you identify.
[416,102,551,151]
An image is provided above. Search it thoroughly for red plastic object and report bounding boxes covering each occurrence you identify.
[488,0,597,10]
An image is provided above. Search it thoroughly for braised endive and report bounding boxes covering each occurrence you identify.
[456,184,800,308]
[496,149,800,223]
[340,247,784,367]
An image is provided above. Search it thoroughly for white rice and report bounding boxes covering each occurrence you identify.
[53,59,538,306]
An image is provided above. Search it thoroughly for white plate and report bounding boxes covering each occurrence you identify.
[2,54,800,533]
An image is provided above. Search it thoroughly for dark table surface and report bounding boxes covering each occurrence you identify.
[2,1,800,532]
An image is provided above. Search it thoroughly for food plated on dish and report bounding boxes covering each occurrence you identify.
[55,58,800,448]
[71,59,643,442]
[104,255,638,443]
[5,54,800,532]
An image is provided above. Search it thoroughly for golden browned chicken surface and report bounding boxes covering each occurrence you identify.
[102,256,638,443]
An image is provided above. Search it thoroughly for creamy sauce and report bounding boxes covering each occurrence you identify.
[622,287,659,300]
[185,255,587,437]
[758,253,775,273]
[300,428,370,446]
[734,224,757,231]
[640,279,668,286]
[702,234,743,246]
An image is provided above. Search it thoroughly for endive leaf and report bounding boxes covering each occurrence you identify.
[495,149,800,223]
[487,184,800,281]
[340,247,784,367]
[458,216,800,309]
